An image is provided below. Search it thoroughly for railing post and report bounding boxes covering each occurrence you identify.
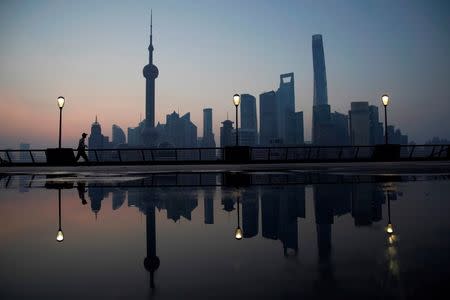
[439,145,445,158]
[338,147,343,160]
[199,149,201,161]
[316,148,320,160]
[5,150,12,163]
[409,145,416,159]
[429,146,435,158]
[141,149,146,161]
[117,150,122,162]
[94,150,99,162]
[354,147,360,159]
[307,147,312,161]
[268,148,271,161]
[29,150,35,164]
[150,149,154,161]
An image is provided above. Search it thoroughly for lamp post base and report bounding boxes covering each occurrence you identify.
[45,148,76,165]
[372,144,401,161]
[224,146,251,163]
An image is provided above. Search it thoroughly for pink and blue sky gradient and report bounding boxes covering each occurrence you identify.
[1,0,449,148]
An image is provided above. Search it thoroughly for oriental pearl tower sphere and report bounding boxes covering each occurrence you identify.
[141,11,159,147]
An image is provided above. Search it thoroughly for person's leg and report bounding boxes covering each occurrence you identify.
[75,151,81,162]
[82,151,89,162]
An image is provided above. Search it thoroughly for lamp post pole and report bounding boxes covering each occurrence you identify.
[235,195,242,240]
[384,105,388,145]
[233,94,240,146]
[386,189,393,235]
[57,96,65,149]
[59,107,63,148]
[56,188,64,242]
[381,94,389,145]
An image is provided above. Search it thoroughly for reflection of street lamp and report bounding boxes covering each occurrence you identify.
[233,94,240,146]
[381,94,389,145]
[57,96,65,148]
[385,190,394,235]
[235,195,242,240]
[56,188,64,242]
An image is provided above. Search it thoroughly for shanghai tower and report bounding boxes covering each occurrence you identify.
[312,34,331,145]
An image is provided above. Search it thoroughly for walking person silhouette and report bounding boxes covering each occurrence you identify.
[75,133,89,162]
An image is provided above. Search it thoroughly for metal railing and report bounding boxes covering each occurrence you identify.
[0,144,449,166]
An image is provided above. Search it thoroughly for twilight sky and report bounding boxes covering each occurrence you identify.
[1,0,449,148]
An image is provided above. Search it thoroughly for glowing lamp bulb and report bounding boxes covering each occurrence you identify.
[386,223,394,234]
[381,94,389,106]
[56,230,64,242]
[57,96,65,109]
[233,94,240,106]
[235,227,243,240]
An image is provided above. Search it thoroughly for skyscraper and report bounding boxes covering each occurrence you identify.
[239,94,257,146]
[368,105,384,145]
[259,91,278,145]
[141,11,159,146]
[201,108,215,147]
[312,35,328,106]
[220,119,234,147]
[350,102,370,145]
[112,124,126,146]
[331,112,350,145]
[312,34,332,145]
[276,73,296,144]
[88,116,111,159]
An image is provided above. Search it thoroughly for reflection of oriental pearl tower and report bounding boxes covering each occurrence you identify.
[141,11,159,146]
[143,203,160,289]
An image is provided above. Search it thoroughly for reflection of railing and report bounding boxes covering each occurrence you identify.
[0,144,449,166]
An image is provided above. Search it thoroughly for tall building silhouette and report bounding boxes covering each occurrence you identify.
[276,73,297,144]
[312,35,332,145]
[312,35,328,106]
[140,12,159,146]
[331,112,350,145]
[88,116,110,159]
[112,124,126,147]
[158,111,197,148]
[220,119,234,147]
[201,108,215,147]
[349,102,370,145]
[369,106,384,145]
[259,91,278,145]
[239,94,257,146]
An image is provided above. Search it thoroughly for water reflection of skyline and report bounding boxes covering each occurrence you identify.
[80,176,399,251]
[2,172,450,299]
[81,178,400,290]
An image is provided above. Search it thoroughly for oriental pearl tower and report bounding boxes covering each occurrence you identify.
[141,11,159,146]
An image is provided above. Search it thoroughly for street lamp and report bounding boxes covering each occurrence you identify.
[235,195,242,240]
[57,96,65,148]
[233,94,240,146]
[56,188,64,242]
[381,94,389,145]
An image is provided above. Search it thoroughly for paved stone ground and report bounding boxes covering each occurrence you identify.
[1,160,450,175]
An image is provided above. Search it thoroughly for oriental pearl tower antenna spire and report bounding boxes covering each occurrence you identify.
[141,9,159,146]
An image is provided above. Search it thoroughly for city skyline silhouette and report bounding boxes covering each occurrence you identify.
[1,0,450,149]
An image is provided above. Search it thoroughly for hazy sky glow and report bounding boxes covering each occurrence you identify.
[1,0,449,148]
